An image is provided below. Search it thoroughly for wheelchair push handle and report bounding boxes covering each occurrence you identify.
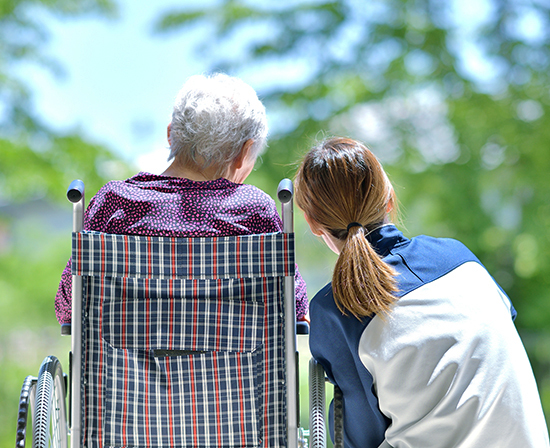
[67,179,85,234]
[277,178,294,204]
[67,179,85,203]
[277,178,294,235]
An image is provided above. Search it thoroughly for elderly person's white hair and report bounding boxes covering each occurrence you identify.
[168,73,268,178]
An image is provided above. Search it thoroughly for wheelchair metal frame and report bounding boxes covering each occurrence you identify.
[16,178,336,448]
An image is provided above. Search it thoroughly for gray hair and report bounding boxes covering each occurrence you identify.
[168,73,268,177]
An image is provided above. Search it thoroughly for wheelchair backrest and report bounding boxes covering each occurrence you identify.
[72,230,295,447]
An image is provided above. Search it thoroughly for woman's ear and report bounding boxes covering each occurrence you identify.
[304,213,343,255]
[167,123,172,146]
[303,213,323,237]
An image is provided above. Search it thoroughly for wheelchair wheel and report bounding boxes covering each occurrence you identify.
[332,385,344,448]
[16,375,37,448]
[32,356,68,448]
[309,358,327,448]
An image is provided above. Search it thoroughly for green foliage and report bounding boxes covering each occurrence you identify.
[155,0,550,430]
[0,0,127,203]
[0,134,132,203]
[0,0,130,445]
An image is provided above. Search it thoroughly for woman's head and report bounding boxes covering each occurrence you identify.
[295,137,398,319]
[295,137,396,239]
[168,73,268,179]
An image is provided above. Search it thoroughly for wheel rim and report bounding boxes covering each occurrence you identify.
[32,357,68,448]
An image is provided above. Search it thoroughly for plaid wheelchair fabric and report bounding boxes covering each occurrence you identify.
[72,231,295,448]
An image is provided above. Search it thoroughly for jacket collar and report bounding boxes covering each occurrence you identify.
[366,224,409,257]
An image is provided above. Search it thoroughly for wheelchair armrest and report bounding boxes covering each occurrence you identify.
[296,321,310,335]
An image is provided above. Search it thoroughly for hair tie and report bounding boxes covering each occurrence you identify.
[347,222,363,232]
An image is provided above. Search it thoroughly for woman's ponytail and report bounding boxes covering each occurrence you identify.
[332,226,397,319]
[295,136,399,319]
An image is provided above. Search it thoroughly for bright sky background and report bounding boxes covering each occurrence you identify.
[19,0,542,177]
[21,0,218,175]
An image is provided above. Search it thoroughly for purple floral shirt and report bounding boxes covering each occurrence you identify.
[55,172,308,324]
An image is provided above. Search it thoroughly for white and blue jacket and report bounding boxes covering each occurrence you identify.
[309,224,549,448]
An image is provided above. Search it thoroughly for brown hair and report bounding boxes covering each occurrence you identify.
[295,137,398,319]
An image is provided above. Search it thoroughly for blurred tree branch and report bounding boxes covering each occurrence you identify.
[0,0,130,203]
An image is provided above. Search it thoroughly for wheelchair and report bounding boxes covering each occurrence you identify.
[15,179,341,448]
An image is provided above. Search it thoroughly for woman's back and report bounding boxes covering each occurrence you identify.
[297,137,549,448]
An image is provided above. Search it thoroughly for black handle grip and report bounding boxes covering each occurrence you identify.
[277,178,294,204]
[67,179,85,203]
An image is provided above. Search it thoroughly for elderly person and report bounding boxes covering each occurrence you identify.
[55,73,308,324]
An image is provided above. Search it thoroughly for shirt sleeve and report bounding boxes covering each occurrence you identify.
[54,259,72,325]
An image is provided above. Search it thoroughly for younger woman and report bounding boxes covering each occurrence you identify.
[295,137,549,448]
